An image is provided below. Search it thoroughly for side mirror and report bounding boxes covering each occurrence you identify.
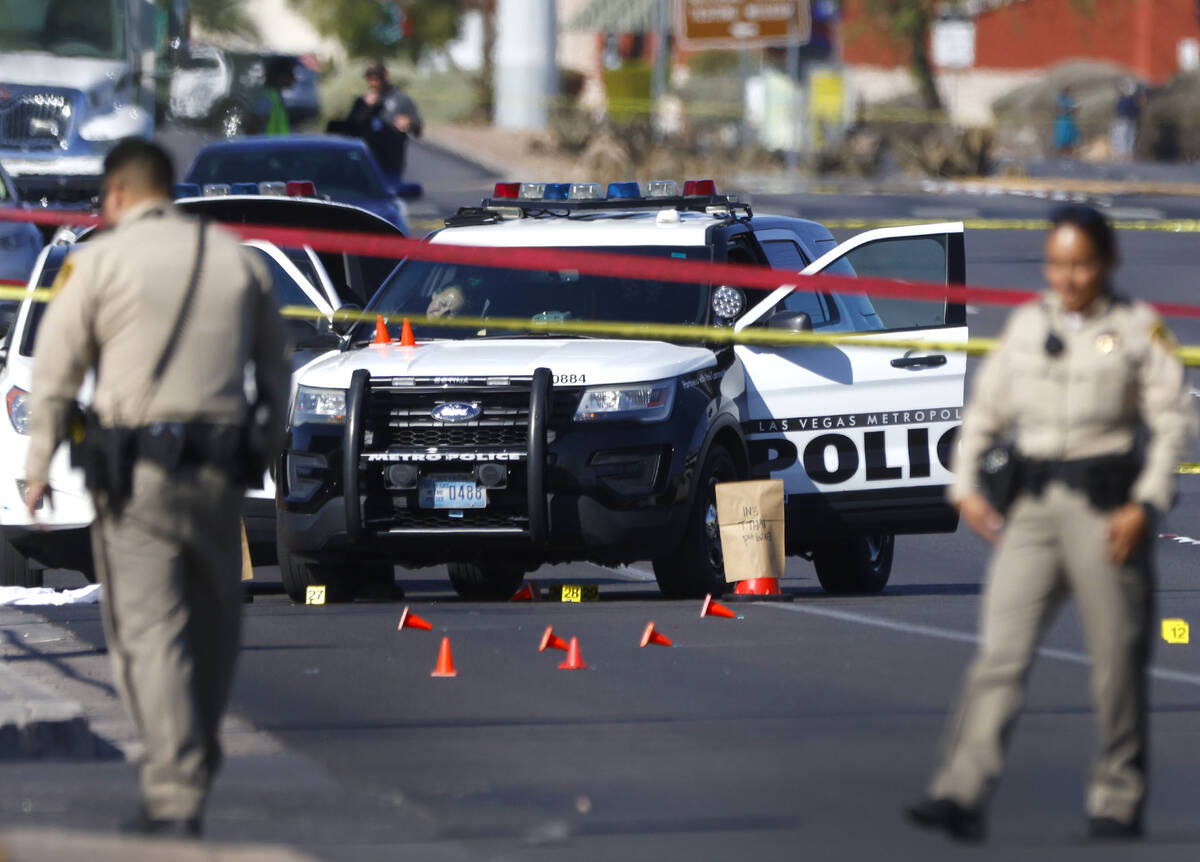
[331,303,363,338]
[765,310,813,332]
[393,182,423,200]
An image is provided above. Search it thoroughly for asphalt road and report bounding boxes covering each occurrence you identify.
[5,142,1200,860]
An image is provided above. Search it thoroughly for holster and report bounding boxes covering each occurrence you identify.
[1022,452,1141,511]
[69,408,137,515]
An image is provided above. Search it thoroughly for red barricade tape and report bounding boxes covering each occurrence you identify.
[4,205,1200,320]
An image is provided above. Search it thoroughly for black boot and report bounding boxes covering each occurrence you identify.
[905,797,985,843]
[119,809,202,839]
[1088,816,1142,841]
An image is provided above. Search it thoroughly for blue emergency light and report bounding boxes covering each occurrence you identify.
[173,183,201,199]
[606,181,641,199]
[230,182,259,195]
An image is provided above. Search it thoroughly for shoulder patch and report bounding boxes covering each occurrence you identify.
[49,259,74,295]
[1151,321,1178,351]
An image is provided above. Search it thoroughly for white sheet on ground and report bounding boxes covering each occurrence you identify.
[0,584,103,606]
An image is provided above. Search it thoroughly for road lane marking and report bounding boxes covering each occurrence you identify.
[760,602,1200,688]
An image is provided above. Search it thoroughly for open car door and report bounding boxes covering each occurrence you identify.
[733,222,967,540]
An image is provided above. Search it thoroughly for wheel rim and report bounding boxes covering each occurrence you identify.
[703,497,723,572]
[863,535,888,571]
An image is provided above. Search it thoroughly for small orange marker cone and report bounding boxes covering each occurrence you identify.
[733,577,783,596]
[397,606,432,631]
[430,636,457,677]
[539,625,568,652]
[373,314,390,344]
[510,582,540,602]
[640,621,672,648]
[558,636,587,670]
[700,593,736,619]
[399,317,416,347]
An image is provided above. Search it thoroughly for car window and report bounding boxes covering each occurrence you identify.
[364,246,712,341]
[245,246,337,348]
[829,236,951,331]
[759,238,836,328]
[188,147,386,198]
[18,255,62,357]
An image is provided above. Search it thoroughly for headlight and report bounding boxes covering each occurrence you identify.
[574,380,675,423]
[6,386,30,435]
[291,385,346,425]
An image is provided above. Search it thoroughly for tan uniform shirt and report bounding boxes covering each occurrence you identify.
[25,198,290,484]
[951,293,1196,514]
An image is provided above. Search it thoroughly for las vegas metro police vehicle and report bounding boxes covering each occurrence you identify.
[0,190,400,587]
[277,180,967,602]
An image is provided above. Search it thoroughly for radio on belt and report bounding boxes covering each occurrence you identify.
[275,178,970,603]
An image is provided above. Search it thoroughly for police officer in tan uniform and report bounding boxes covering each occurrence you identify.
[24,139,290,837]
[907,205,1197,842]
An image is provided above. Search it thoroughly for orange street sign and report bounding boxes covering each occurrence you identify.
[677,0,811,50]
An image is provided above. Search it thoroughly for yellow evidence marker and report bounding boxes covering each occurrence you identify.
[550,584,600,603]
[1161,618,1189,645]
[305,586,327,606]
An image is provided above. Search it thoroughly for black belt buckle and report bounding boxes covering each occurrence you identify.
[145,420,186,470]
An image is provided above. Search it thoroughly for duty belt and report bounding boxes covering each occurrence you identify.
[1019,451,1141,510]
[137,421,244,472]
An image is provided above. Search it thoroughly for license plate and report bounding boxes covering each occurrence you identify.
[418,480,488,509]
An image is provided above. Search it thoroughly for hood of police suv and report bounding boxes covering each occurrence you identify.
[296,338,717,389]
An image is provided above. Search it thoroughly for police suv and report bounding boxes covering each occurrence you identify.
[277,180,967,601]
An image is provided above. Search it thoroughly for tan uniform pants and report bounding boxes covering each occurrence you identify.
[930,482,1153,822]
[92,462,245,821]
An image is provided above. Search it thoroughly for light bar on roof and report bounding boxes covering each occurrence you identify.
[606,181,640,199]
[202,183,231,196]
[683,179,717,196]
[518,182,546,199]
[286,180,317,197]
[493,182,520,199]
[568,183,603,200]
[645,180,679,198]
[230,182,258,195]
[258,181,287,195]
[173,182,201,199]
[544,182,570,200]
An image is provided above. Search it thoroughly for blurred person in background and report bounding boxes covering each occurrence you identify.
[905,206,1196,843]
[345,60,422,182]
[1054,86,1080,157]
[1111,79,1143,163]
[260,56,296,135]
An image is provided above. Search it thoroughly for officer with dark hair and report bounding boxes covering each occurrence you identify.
[345,60,422,182]
[906,205,1197,842]
[24,137,290,838]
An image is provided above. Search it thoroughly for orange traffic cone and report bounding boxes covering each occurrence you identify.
[640,621,672,648]
[430,636,457,677]
[558,636,587,670]
[373,314,390,344]
[399,317,416,347]
[397,606,432,631]
[510,582,540,602]
[700,593,736,619]
[733,577,783,596]
[539,625,568,652]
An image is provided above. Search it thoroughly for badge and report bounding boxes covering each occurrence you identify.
[1095,331,1119,355]
[1151,322,1178,351]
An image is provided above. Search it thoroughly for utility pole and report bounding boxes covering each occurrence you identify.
[494,0,557,130]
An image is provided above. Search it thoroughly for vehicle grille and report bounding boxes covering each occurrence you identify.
[0,89,74,150]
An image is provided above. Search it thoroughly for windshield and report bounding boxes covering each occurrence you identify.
[362,246,713,341]
[0,0,126,60]
[188,146,387,199]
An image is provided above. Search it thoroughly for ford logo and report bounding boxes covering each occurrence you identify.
[431,402,481,423]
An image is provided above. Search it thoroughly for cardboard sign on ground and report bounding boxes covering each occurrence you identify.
[715,479,785,583]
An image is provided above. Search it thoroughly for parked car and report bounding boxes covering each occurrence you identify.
[0,162,43,338]
[169,43,320,138]
[183,134,417,233]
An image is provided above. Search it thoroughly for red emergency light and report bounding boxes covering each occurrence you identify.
[682,179,717,196]
[492,182,521,199]
[286,180,317,197]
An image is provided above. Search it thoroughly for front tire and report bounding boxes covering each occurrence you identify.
[652,445,740,599]
[447,560,525,601]
[277,531,355,603]
[0,539,40,588]
[812,534,894,594]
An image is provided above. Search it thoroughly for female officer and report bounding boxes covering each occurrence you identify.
[906,205,1196,842]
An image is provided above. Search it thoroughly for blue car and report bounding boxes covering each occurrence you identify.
[183,135,418,233]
